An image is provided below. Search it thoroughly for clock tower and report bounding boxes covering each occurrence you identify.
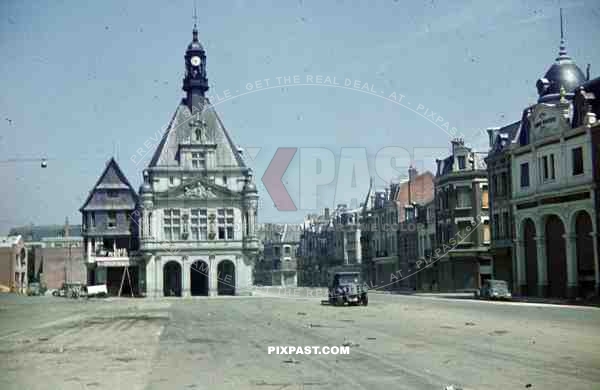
[183,23,209,112]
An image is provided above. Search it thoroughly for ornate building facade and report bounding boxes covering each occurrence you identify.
[510,32,599,297]
[137,24,259,297]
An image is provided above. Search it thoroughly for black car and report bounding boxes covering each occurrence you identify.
[327,272,368,306]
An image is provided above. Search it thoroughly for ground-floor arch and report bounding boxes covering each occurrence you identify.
[545,215,567,298]
[190,260,209,296]
[217,260,235,296]
[164,261,182,297]
[574,210,595,297]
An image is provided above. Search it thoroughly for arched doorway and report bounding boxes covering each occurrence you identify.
[163,261,182,297]
[545,215,567,298]
[523,219,537,296]
[575,211,595,297]
[217,260,235,295]
[190,260,209,296]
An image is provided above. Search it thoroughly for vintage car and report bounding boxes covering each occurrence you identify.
[52,282,87,299]
[477,279,512,300]
[327,271,368,306]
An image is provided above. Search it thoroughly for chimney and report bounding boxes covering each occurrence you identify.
[408,166,418,205]
[451,138,464,154]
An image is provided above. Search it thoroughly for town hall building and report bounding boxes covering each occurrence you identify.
[136,23,260,297]
[80,24,260,297]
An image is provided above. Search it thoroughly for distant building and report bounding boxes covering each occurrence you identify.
[435,139,491,292]
[80,158,140,296]
[415,200,437,291]
[298,203,365,287]
[259,223,302,287]
[0,235,27,293]
[9,222,84,289]
[362,169,434,291]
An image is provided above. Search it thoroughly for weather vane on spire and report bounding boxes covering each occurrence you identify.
[193,0,198,28]
[557,7,569,60]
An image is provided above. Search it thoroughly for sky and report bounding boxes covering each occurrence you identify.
[1,0,599,234]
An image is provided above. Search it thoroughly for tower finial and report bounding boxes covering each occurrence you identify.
[557,7,569,60]
[192,0,198,40]
[193,0,198,28]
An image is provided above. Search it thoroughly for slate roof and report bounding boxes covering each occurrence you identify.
[80,158,138,212]
[148,98,246,170]
[490,121,521,154]
[9,225,83,241]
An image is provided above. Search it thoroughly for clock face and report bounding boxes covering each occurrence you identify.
[190,56,201,66]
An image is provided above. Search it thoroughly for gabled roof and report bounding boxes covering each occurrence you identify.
[148,98,246,170]
[79,158,138,212]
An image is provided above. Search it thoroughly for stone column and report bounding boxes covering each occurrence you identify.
[182,256,190,298]
[87,239,92,260]
[209,256,217,296]
[513,239,526,296]
[535,235,548,297]
[591,231,600,297]
[564,234,578,298]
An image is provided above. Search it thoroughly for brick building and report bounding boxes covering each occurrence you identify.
[0,235,27,293]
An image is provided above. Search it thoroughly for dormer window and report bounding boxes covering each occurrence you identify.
[195,128,202,141]
[107,190,118,198]
[457,156,466,170]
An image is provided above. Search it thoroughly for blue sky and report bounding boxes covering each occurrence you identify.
[1,0,599,233]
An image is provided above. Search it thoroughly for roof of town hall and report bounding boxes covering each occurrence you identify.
[148,97,247,171]
[79,158,138,212]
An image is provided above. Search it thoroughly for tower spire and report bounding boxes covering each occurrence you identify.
[557,8,570,61]
[192,0,198,40]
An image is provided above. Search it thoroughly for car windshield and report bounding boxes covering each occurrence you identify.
[489,281,508,288]
[338,276,359,284]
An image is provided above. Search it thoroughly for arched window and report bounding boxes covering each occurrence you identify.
[195,128,202,141]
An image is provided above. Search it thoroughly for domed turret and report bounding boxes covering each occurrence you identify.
[536,9,586,102]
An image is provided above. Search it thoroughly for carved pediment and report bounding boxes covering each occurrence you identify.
[179,182,218,199]
[162,177,243,201]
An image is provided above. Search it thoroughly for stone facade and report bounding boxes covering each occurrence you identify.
[435,139,491,292]
[137,26,259,297]
[258,224,301,287]
[511,86,600,298]
[485,121,520,291]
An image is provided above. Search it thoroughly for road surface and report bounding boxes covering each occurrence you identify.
[1,293,599,390]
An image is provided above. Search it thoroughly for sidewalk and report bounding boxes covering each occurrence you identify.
[373,289,600,307]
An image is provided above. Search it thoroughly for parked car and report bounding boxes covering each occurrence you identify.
[477,279,512,300]
[52,282,86,299]
[327,271,368,306]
